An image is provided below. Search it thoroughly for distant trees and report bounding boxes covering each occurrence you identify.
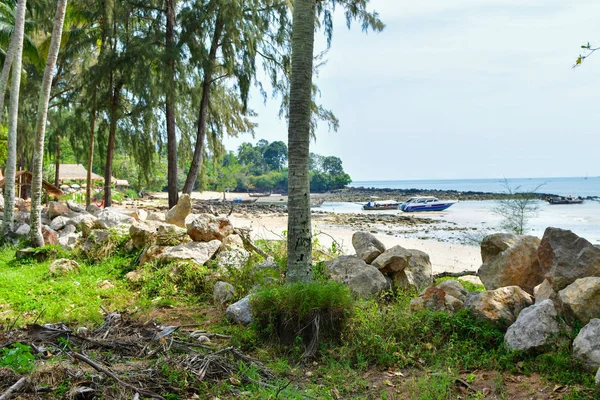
[492,180,542,235]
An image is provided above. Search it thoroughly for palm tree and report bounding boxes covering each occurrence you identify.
[29,0,68,247]
[285,0,316,283]
[1,0,25,236]
[165,0,178,208]
[285,0,384,281]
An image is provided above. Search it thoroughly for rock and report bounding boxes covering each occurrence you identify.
[324,256,389,298]
[187,214,234,242]
[14,223,30,236]
[573,319,600,370]
[214,248,251,269]
[226,296,252,325]
[82,229,111,252]
[49,259,80,276]
[129,222,157,250]
[146,212,165,222]
[559,277,600,324]
[42,225,58,245]
[504,300,560,352]
[49,216,71,231]
[596,368,600,386]
[410,280,467,313]
[534,279,559,305]
[160,240,221,266]
[156,223,191,246]
[139,245,168,266]
[478,235,543,294]
[59,224,77,237]
[48,201,70,219]
[14,198,28,212]
[127,208,148,222]
[464,286,533,328]
[67,201,86,213]
[165,194,192,227]
[480,233,520,264]
[98,280,115,290]
[66,213,97,237]
[538,227,600,291]
[372,245,413,273]
[214,281,236,305]
[221,234,245,250]
[436,280,468,302]
[94,208,136,229]
[352,231,386,264]
[125,270,144,282]
[58,233,79,251]
[86,204,101,216]
[13,211,30,224]
[371,246,432,291]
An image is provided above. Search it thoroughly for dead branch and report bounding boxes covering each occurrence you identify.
[433,271,478,279]
[72,351,164,400]
[234,228,270,259]
[0,377,28,400]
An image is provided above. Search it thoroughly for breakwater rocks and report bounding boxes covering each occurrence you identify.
[314,187,565,203]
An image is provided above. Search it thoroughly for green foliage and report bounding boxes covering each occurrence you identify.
[250,281,353,346]
[435,277,485,293]
[0,343,35,373]
[135,261,211,302]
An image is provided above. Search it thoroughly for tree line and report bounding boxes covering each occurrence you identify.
[0,0,383,279]
[201,139,351,194]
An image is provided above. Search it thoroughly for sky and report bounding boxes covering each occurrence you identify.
[222,0,600,182]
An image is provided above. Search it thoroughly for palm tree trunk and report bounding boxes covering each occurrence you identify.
[86,86,97,207]
[54,135,61,187]
[1,0,26,236]
[30,0,68,247]
[165,0,178,208]
[286,0,316,282]
[182,13,223,195]
[0,22,19,120]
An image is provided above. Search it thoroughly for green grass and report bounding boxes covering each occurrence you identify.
[0,245,138,325]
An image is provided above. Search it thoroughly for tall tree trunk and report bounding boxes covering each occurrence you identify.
[286,0,315,282]
[182,13,223,194]
[30,0,68,247]
[1,0,26,236]
[165,0,178,208]
[86,86,97,207]
[104,84,120,208]
[54,135,61,187]
[0,21,19,121]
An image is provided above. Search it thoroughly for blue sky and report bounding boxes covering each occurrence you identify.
[223,0,600,181]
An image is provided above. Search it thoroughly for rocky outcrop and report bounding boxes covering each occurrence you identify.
[504,300,561,352]
[49,259,80,276]
[94,208,136,229]
[372,246,432,291]
[352,231,386,264]
[165,194,192,227]
[48,201,70,219]
[49,216,71,231]
[410,280,467,313]
[226,296,252,325]
[67,201,86,213]
[558,277,600,324]
[324,256,389,298]
[160,240,221,266]
[465,286,533,328]
[187,214,234,242]
[480,233,520,264]
[129,222,157,250]
[214,281,236,305]
[538,227,600,291]
[214,248,250,269]
[478,235,543,294]
[573,319,600,370]
[534,279,559,305]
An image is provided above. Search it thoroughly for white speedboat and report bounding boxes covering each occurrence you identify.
[400,196,457,212]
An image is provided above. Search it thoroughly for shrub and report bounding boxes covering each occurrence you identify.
[0,343,35,373]
[250,282,353,356]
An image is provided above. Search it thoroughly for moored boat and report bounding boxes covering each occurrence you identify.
[400,196,457,212]
[363,200,400,210]
[546,196,584,205]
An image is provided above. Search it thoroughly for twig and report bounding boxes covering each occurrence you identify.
[275,379,293,398]
[234,228,270,259]
[433,271,478,279]
[72,351,164,400]
[0,377,28,400]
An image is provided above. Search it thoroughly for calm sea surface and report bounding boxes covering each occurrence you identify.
[351,176,600,197]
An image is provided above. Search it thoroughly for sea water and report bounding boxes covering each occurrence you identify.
[316,200,600,244]
[351,176,600,198]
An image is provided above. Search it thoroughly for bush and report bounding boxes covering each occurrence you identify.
[250,281,353,354]
[0,343,35,373]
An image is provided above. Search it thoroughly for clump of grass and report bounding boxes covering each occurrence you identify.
[136,261,211,302]
[251,281,353,355]
[435,276,485,292]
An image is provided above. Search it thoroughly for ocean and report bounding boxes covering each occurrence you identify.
[350,176,600,198]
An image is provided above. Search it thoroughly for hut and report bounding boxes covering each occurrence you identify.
[58,164,104,183]
[0,171,63,200]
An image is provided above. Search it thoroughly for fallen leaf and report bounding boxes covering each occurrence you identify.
[229,377,241,386]
[552,385,566,393]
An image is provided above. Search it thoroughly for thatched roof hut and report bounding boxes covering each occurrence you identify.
[0,171,63,198]
[59,164,104,181]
